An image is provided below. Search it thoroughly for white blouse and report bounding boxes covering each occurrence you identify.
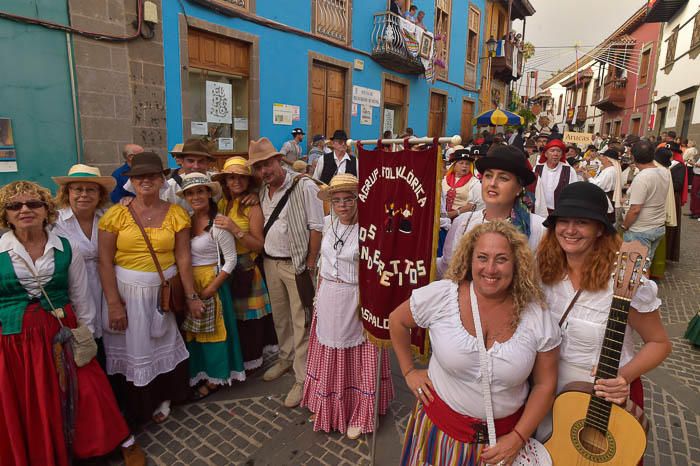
[0,229,94,333]
[319,215,358,284]
[54,207,105,337]
[410,280,561,419]
[543,277,661,380]
[437,209,545,278]
[190,217,237,274]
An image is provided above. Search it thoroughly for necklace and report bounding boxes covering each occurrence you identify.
[331,217,355,252]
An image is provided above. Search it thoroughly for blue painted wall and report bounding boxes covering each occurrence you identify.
[162,0,485,161]
[0,0,79,188]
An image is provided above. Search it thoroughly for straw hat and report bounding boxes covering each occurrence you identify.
[292,160,308,173]
[52,164,116,191]
[176,172,222,199]
[246,137,283,166]
[211,156,252,182]
[123,152,170,177]
[317,173,359,201]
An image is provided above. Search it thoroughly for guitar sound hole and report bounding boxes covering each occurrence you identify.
[579,426,609,455]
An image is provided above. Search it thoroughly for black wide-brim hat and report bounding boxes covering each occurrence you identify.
[475,145,536,186]
[124,151,171,177]
[542,182,616,233]
[450,148,475,163]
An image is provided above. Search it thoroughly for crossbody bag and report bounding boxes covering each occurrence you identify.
[469,282,552,466]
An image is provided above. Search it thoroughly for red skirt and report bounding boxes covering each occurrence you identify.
[0,303,129,466]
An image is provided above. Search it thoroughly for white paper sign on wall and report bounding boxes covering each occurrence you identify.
[383,108,395,133]
[352,85,381,107]
[360,105,373,125]
[206,81,233,124]
[665,94,680,128]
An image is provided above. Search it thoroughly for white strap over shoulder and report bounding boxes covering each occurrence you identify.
[469,281,497,448]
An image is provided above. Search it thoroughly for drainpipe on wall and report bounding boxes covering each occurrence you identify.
[65,31,82,163]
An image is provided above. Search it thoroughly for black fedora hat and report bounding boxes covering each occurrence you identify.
[476,145,536,186]
[602,148,620,160]
[124,152,170,177]
[331,129,348,141]
[542,182,615,233]
[450,148,475,163]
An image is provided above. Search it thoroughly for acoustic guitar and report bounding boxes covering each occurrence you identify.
[545,241,651,466]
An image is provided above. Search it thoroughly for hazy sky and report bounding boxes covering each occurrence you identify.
[513,0,645,91]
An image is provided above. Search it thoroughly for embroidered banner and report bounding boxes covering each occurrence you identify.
[357,142,441,357]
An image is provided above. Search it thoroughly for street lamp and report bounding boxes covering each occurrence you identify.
[486,36,497,111]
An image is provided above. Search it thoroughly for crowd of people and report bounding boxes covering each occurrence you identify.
[0,121,696,465]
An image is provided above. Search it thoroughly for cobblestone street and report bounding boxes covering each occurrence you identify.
[113,208,700,466]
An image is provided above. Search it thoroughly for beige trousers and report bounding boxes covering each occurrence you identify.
[263,258,309,383]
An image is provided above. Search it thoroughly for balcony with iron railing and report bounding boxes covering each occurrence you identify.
[371,12,426,75]
[593,78,627,111]
[491,40,523,83]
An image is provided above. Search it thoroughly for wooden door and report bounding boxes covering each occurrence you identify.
[460,100,474,142]
[631,118,641,137]
[310,62,346,138]
[428,92,446,138]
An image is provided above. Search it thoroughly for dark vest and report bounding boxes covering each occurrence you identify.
[0,236,72,335]
[319,152,357,184]
[534,163,572,209]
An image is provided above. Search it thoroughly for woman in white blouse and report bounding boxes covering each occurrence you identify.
[52,164,115,366]
[438,145,546,277]
[301,174,394,440]
[535,182,671,439]
[0,181,145,466]
[391,221,560,466]
[177,173,245,399]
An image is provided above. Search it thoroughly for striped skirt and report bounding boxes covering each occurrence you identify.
[300,314,394,434]
[400,402,486,466]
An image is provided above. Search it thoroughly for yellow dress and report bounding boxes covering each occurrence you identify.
[98,204,190,271]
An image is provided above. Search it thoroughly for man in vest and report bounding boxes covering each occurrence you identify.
[312,129,358,184]
[281,128,305,165]
[533,138,578,216]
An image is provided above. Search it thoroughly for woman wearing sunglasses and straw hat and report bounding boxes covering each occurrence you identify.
[177,172,246,399]
[213,156,278,371]
[53,164,115,367]
[300,174,394,440]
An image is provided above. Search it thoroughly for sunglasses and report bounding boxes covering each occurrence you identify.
[5,200,47,211]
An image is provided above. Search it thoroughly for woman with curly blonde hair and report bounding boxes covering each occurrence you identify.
[390,221,560,466]
[0,181,145,465]
[534,182,670,442]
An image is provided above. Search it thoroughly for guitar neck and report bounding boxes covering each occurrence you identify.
[584,294,632,432]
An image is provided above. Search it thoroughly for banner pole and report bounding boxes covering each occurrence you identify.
[348,135,461,147]
[370,346,383,466]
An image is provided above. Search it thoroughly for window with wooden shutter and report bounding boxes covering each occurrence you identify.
[434,0,452,80]
[464,5,480,89]
[666,27,678,68]
[691,12,700,50]
[313,0,351,45]
[638,47,651,86]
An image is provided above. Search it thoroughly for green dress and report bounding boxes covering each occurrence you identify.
[685,312,700,346]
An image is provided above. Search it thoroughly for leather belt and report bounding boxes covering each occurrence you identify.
[264,254,291,261]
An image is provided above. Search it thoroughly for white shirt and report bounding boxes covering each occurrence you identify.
[543,277,660,391]
[190,219,237,274]
[589,165,617,193]
[53,207,105,337]
[262,172,325,257]
[0,229,94,334]
[410,280,561,418]
[536,162,578,210]
[281,140,303,162]
[437,209,545,277]
[441,176,483,213]
[312,151,356,181]
[320,216,358,284]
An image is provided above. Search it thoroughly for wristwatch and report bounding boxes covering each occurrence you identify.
[186,293,200,301]
[235,230,245,239]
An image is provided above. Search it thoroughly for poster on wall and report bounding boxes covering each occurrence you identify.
[352,85,381,107]
[191,121,208,135]
[206,81,233,124]
[273,103,298,125]
[665,95,680,129]
[360,105,373,125]
[383,109,395,133]
[0,118,18,173]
